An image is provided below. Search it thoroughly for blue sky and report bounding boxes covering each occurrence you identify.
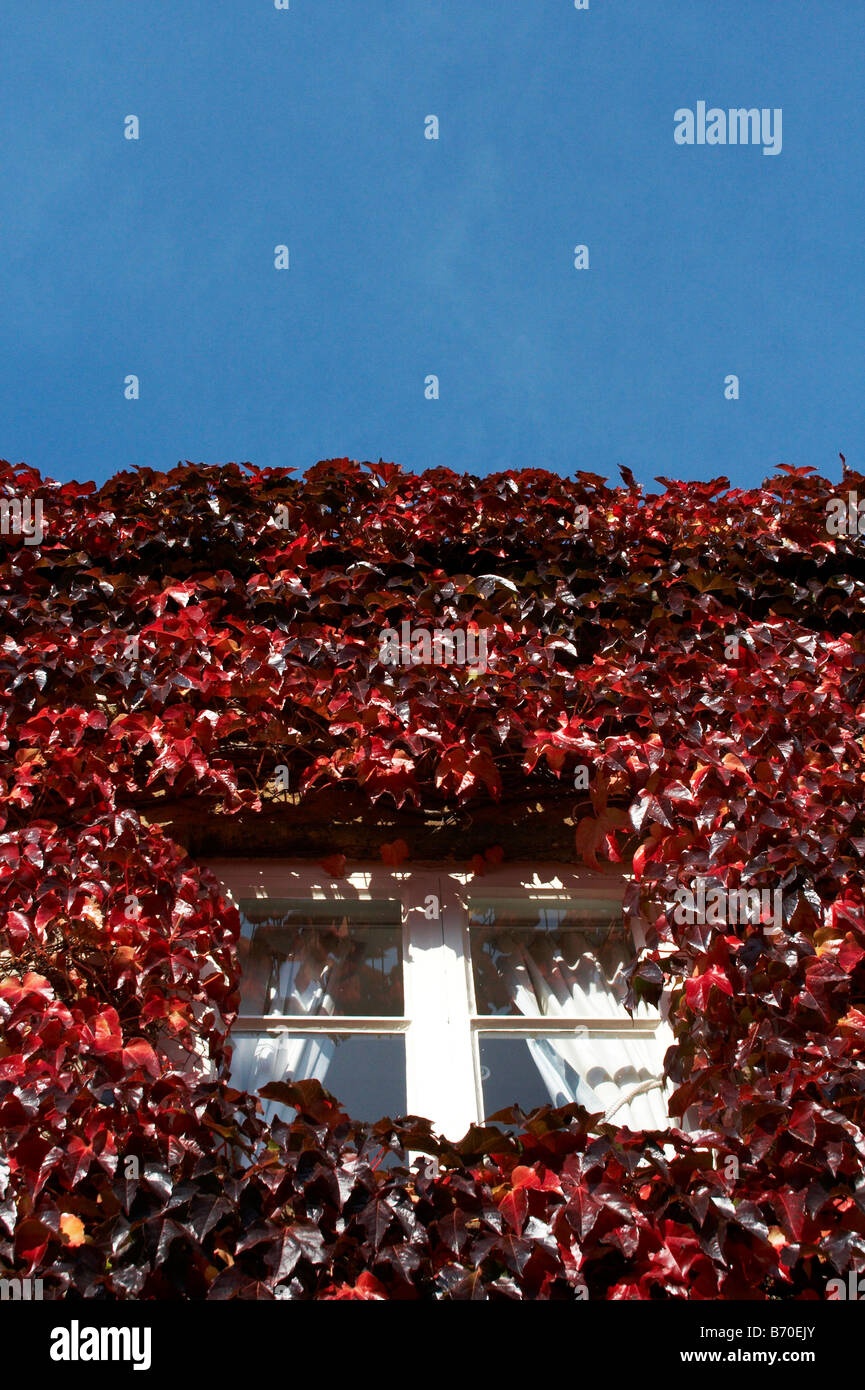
[0,1,862,489]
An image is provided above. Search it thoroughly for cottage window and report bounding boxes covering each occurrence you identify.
[212,863,672,1139]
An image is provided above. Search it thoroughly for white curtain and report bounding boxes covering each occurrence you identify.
[230,919,349,1123]
[496,930,668,1130]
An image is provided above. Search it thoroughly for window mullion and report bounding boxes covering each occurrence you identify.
[439,873,480,1134]
[403,872,478,1139]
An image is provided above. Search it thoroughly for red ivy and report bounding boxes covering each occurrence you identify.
[0,456,863,1298]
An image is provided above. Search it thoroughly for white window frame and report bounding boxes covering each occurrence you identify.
[209,860,674,1140]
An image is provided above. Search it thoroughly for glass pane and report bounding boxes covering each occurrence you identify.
[232,1031,406,1123]
[236,899,403,1016]
[468,897,647,1019]
[479,1035,551,1116]
[478,1033,666,1129]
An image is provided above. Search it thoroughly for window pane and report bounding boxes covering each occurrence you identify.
[469,897,647,1019]
[479,1035,551,1116]
[232,1032,406,1124]
[237,899,403,1016]
[478,1033,666,1130]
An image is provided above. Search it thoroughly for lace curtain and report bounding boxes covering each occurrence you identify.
[230,919,351,1124]
[483,927,668,1129]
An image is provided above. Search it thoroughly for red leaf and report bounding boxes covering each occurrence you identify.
[685,966,733,1013]
[89,1008,123,1055]
[122,1039,160,1079]
[319,854,346,879]
[15,1219,53,1271]
[380,839,409,867]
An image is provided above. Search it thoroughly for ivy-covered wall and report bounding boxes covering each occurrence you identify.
[1,456,863,1298]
